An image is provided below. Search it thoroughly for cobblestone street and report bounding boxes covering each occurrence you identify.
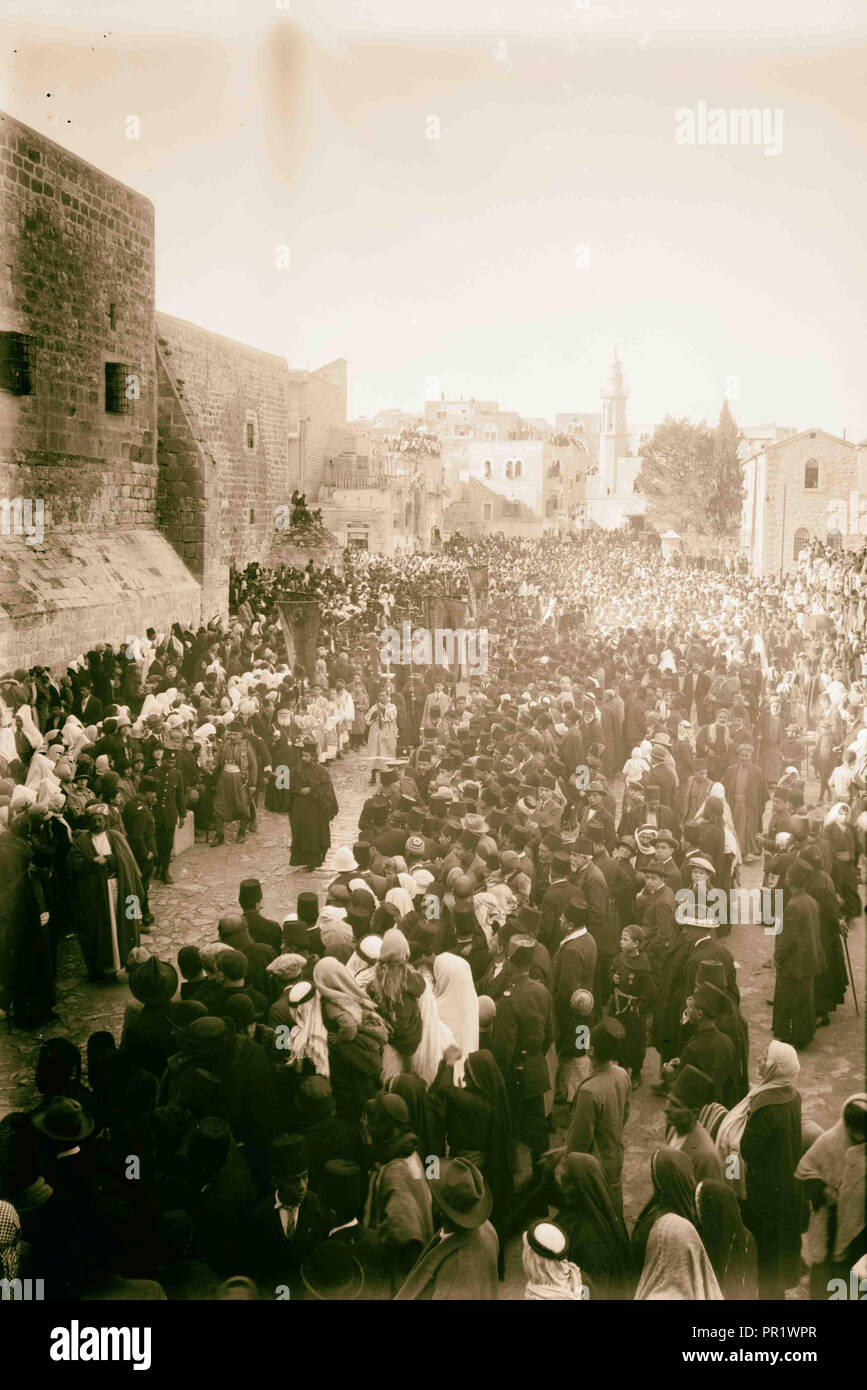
[1,750,863,1298]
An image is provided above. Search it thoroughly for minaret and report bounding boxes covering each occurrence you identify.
[599,350,629,496]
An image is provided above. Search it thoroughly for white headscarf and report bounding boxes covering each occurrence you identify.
[433,953,479,1081]
[716,1041,800,1198]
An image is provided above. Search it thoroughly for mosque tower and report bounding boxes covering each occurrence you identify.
[599,350,630,496]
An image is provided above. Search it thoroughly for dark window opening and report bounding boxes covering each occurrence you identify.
[249,509,255,524]
[793,526,809,559]
[804,459,819,489]
[246,421,256,449]
[105,361,132,414]
[0,332,32,395]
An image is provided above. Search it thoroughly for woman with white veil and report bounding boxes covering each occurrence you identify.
[432,953,479,1085]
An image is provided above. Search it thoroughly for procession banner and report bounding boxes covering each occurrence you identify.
[277,597,321,674]
[466,565,490,625]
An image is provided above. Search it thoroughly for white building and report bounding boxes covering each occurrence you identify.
[584,352,648,529]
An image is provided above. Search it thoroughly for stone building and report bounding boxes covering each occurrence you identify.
[740,428,867,575]
[442,438,585,531]
[318,442,444,555]
[0,113,349,668]
[0,112,198,669]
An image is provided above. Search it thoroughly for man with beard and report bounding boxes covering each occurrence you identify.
[67,803,143,981]
[289,739,339,870]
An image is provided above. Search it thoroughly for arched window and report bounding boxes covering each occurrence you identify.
[405,501,412,527]
[793,526,809,559]
[505,460,513,478]
[483,459,492,478]
[827,528,842,551]
[514,459,523,478]
[804,458,819,489]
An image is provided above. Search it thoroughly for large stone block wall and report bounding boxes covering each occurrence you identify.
[758,432,858,574]
[0,112,157,532]
[154,311,298,612]
[0,112,201,669]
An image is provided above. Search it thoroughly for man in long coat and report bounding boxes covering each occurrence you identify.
[723,744,768,861]
[67,803,143,980]
[289,740,338,869]
[772,861,823,1049]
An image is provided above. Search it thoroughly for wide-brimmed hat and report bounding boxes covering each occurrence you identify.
[31,1096,95,1143]
[301,1243,364,1301]
[429,1157,492,1228]
[129,957,179,1005]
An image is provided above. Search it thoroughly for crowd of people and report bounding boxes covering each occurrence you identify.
[0,527,865,1301]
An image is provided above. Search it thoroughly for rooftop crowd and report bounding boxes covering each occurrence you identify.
[0,528,864,1300]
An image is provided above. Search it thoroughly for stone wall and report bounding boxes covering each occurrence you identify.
[755,431,859,575]
[154,311,298,616]
[0,111,200,668]
[287,361,348,501]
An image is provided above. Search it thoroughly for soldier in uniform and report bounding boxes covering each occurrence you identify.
[122,775,158,927]
[147,745,186,883]
[490,936,555,1162]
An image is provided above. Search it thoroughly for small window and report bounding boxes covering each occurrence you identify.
[793,526,809,559]
[514,459,523,478]
[244,411,258,451]
[804,459,819,489]
[249,509,255,524]
[505,460,513,478]
[105,362,133,414]
[483,459,492,478]
[0,332,32,395]
[483,503,493,521]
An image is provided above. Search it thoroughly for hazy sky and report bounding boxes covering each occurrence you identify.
[2,2,866,438]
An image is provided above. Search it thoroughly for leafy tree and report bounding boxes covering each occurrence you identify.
[706,398,744,535]
[637,416,714,536]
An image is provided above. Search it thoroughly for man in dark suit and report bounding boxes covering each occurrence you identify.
[491,939,555,1160]
[248,1135,333,1296]
[539,852,579,954]
[76,677,103,725]
[148,745,186,883]
[122,778,158,928]
[239,877,281,953]
[667,982,735,1105]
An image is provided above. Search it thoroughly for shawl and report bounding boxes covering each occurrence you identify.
[823,801,850,830]
[796,1093,867,1264]
[312,957,380,1028]
[696,1179,755,1297]
[716,1040,800,1198]
[411,979,451,1086]
[465,1049,514,1200]
[634,1213,723,1301]
[630,1147,697,1271]
[433,952,480,1079]
[706,782,742,864]
[384,887,415,918]
[522,1233,585,1300]
[555,1152,632,1293]
[287,995,330,1078]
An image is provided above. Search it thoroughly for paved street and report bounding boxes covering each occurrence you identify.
[1,749,863,1298]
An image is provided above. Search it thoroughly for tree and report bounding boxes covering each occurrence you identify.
[706,398,744,536]
[637,416,714,536]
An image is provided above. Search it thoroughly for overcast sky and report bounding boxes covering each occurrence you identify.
[2,2,866,439]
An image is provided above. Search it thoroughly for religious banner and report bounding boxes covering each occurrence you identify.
[466,564,490,625]
[277,596,321,675]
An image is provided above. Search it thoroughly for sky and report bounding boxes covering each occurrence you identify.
[2,2,866,438]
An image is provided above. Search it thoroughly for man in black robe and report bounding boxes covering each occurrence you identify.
[289,741,339,869]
